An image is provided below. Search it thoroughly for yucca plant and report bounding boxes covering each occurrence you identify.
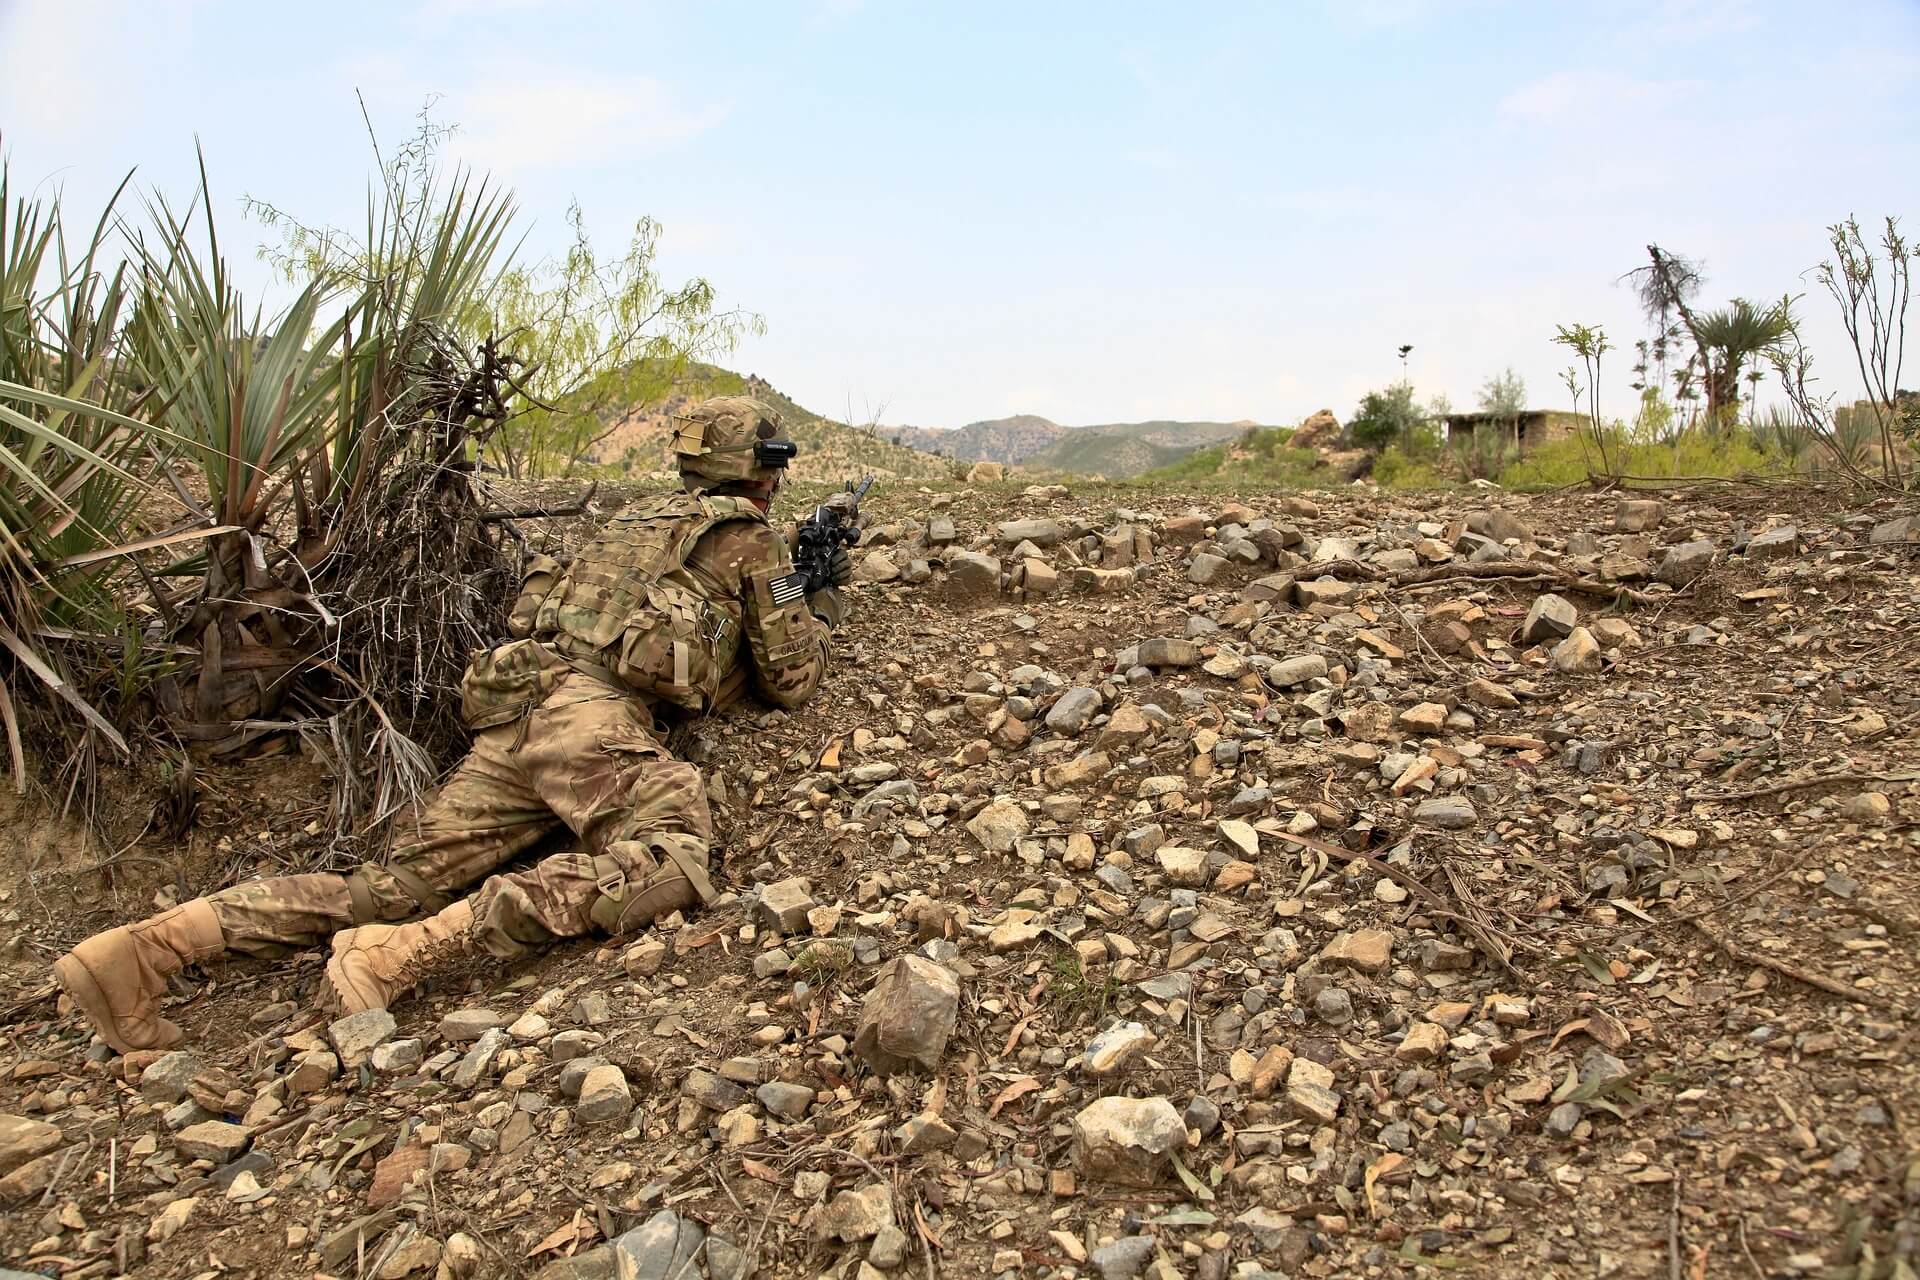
[0,161,155,791]
[1693,297,1793,430]
[123,148,519,744]
[125,176,361,727]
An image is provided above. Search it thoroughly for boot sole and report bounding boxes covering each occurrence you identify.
[53,953,174,1056]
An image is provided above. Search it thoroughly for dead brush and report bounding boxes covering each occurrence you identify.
[290,338,523,859]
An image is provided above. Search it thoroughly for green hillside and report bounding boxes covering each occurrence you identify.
[592,362,953,485]
[1131,425,1323,488]
[1020,419,1260,478]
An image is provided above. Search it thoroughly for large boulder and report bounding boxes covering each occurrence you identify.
[1291,409,1342,451]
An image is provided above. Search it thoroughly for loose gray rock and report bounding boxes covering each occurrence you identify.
[1072,1095,1185,1186]
[576,1064,632,1126]
[965,798,1029,852]
[1746,525,1799,559]
[1656,538,1716,585]
[328,1008,397,1066]
[757,876,815,935]
[1413,796,1478,829]
[946,551,1002,596]
[757,1081,814,1120]
[681,1068,750,1112]
[174,1120,252,1163]
[1186,551,1230,584]
[1521,593,1577,644]
[815,1182,893,1242]
[1091,1236,1158,1280]
[1133,637,1200,668]
[611,1210,705,1280]
[1868,514,1917,545]
[451,1028,508,1090]
[439,1009,505,1043]
[370,1039,424,1074]
[138,1051,202,1104]
[853,955,960,1074]
[1268,654,1328,687]
[0,1115,63,1175]
[995,517,1065,548]
[1045,687,1103,735]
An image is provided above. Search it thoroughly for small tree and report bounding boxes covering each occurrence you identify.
[1349,382,1424,451]
[1692,297,1791,431]
[1817,215,1912,485]
[1476,367,1527,448]
[1553,322,1615,477]
[476,205,763,478]
[1477,368,1526,418]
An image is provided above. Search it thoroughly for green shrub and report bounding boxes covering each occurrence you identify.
[1497,428,1788,489]
[1132,425,1319,489]
[1449,428,1519,481]
[1373,445,1449,489]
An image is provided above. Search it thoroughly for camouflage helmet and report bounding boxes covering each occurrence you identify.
[671,396,793,489]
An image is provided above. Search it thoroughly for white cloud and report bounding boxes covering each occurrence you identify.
[1625,0,1760,45]
[0,0,200,140]
[445,70,726,174]
[1498,69,1700,123]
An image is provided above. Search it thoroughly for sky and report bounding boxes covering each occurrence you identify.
[3,0,1918,430]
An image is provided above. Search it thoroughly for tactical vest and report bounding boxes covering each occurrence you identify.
[528,492,762,712]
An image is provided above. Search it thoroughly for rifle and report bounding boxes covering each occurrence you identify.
[794,475,873,629]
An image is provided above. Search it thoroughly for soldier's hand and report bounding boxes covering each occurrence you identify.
[828,546,853,588]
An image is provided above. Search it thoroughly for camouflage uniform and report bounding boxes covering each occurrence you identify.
[207,501,829,960]
[54,395,836,1052]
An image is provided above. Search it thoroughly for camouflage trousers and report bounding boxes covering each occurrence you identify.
[206,671,714,960]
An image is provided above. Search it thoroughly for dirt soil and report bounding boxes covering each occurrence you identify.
[0,481,1915,1280]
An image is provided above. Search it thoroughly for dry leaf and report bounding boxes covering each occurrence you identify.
[1364,1153,1408,1217]
[988,1076,1040,1117]
[526,1212,599,1258]
[912,1199,945,1250]
[1002,1015,1034,1059]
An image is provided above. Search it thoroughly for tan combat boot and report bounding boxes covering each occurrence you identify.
[53,899,225,1055]
[324,899,475,1015]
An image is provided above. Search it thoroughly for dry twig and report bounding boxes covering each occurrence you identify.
[1686,768,1920,802]
[1688,919,1892,1008]
[1272,831,1523,978]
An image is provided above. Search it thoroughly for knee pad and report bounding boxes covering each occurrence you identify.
[588,834,714,935]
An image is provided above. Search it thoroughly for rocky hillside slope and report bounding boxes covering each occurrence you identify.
[889,415,1066,466]
[1,485,1915,1280]
[592,363,953,486]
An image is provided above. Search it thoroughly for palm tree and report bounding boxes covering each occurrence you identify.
[1692,298,1791,430]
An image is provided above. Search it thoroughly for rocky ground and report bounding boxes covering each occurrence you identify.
[1,482,1916,1280]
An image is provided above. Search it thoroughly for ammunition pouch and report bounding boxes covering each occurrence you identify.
[458,639,572,733]
[507,553,566,640]
[586,834,715,935]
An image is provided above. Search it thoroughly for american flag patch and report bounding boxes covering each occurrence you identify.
[769,571,808,605]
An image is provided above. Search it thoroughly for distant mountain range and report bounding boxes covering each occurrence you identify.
[888,415,1264,477]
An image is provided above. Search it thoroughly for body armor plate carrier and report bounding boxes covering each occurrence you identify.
[524,492,762,712]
